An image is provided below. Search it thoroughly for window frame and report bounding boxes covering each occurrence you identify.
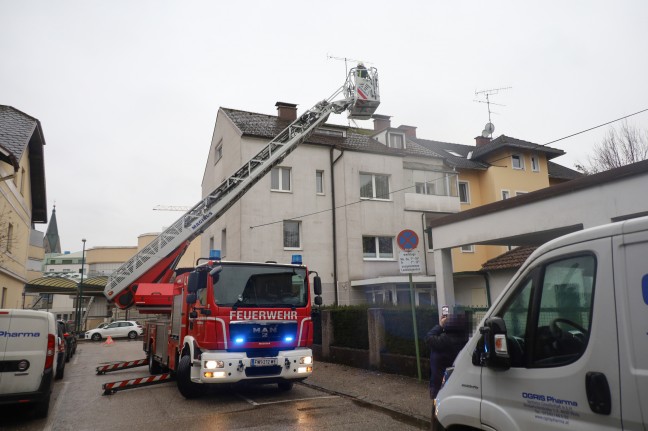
[460,244,475,253]
[283,220,301,250]
[458,181,470,204]
[362,235,395,260]
[360,173,391,200]
[531,155,540,172]
[214,139,223,164]
[511,154,524,170]
[271,166,292,192]
[501,190,510,200]
[316,170,324,195]
[388,132,405,149]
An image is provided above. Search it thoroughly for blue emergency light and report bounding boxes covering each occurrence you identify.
[291,254,302,265]
[210,249,221,260]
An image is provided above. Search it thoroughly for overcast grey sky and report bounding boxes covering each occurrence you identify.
[2,1,647,252]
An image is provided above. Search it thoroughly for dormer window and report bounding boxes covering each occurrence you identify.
[388,133,405,149]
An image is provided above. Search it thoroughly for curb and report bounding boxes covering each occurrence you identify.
[299,380,430,430]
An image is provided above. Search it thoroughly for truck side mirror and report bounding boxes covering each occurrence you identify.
[186,293,197,304]
[478,317,511,370]
[187,272,200,293]
[313,276,322,296]
[314,296,322,306]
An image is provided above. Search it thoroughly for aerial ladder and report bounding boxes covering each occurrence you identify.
[104,65,380,309]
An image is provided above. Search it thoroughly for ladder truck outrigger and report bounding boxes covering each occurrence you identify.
[101,65,380,398]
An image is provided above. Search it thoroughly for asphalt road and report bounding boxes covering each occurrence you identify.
[0,339,426,430]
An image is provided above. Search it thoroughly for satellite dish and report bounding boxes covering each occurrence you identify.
[484,122,495,134]
[481,129,490,138]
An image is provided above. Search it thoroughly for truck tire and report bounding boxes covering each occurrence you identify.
[148,353,162,375]
[176,355,203,399]
[278,380,294,391]
[33,393,51,419]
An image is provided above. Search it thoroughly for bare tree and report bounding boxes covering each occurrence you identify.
[576,121,648,174]
[0,206,16,266]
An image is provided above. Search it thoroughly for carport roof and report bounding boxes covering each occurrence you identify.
[25,276,108,295]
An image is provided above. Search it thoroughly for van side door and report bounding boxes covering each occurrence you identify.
[479,238,622,430]
[613,227,648,428]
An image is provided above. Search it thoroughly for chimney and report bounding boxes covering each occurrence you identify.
[275,102,297,122]
[475,136,491,147]
[398,125,417,139]
[372,114,391,131]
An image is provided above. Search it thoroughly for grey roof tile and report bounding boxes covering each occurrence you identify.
[471,135,565,161]
[0,105,38,169]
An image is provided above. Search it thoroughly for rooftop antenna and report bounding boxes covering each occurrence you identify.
[326,53,371,77]
[474,86,511,138]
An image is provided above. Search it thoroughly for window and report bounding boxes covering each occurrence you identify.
[316,170,324,194]
[363,236,394,259]
[496,254,595,368]
[515,191,527,196]
[283,220,301,249]
[461,245,475,253]
[1,287,6,308]
[209,236,214,252]
[458,181,470,204]
[360,173,390,200]
[214,140,223,164]
[511,154,524,170]
[531,155,540,172]
[6,223,13,253]
[501,190,510,200]
[271,167,291,192]
[413,170,438,195]
[388,133,405,149]
[221,229,227,257]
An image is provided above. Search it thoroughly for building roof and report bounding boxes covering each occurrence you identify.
[0,105,48,223]
[481,246,537,271]
[44,206,61,254]
[471,135,565,161]
[547,161,583,180]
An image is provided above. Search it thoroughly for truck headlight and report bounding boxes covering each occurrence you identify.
[204,360,224,369]
[299,356,313,365]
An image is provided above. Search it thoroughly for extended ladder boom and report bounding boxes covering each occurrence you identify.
[105,66,379,308]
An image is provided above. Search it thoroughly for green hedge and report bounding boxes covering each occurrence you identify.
[383,307,439,357]
[330,305,370,350]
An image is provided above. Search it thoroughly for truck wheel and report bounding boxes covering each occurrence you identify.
[33,394,51,419]
[91,333,102,341]
[128,331,138,339]
[278,381,294,391]
[149,354,162,375]
[176,355,203,399]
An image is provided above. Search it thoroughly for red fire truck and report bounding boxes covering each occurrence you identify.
[102,65,380,398]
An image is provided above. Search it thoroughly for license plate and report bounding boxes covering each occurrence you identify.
[251,358,278,367]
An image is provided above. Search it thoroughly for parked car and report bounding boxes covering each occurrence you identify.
[96,322,109,329]
[84,320,143,341]
[57,320,77,362]
[0,309,59,418]
[55,323,66,379]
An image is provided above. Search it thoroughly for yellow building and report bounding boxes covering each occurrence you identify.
[0,106,47,309]
[415,134,581,305]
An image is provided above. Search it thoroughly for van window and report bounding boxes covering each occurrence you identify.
[496,254,595,368]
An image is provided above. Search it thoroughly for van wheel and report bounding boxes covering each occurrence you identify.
[91,333,102,341]
[128,331,138,339]
[33,394,51,419]
[176,355,203,399]
[55,363,65,380]
[149,353,162,375]
[278,381,294,391]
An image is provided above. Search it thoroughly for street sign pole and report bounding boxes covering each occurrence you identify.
[397,229,423,382]
[409,272,422,382]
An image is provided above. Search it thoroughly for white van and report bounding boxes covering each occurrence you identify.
[0,309,58,418]
[435,216,648,430]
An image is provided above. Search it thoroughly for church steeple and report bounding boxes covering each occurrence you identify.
[44,205,61,254]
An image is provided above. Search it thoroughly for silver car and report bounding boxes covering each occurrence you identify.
[85,320,142,341]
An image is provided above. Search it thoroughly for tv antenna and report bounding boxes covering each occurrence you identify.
[327,53,371,76]
[474,86,511,138]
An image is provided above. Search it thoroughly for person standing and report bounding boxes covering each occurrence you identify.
[425,313,469,399]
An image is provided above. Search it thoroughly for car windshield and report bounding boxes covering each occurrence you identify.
[213,264,308,307]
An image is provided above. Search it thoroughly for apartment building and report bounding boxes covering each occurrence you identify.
[200,103,580,307]
[0,105,47,309]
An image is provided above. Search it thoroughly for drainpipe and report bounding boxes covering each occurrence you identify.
[330,147,345,306]
[420,213,429,275]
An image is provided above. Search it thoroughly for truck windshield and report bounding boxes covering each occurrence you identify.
[213,264,308,308]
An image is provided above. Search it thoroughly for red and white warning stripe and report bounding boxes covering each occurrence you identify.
[96,358,148,375]
[102,373,173,395]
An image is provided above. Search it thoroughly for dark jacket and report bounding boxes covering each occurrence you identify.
[425,315,468,398]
